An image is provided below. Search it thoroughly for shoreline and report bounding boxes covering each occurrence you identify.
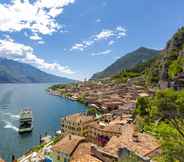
[16,83,161,162]
[47,80,150,114]
[0,84,86,161]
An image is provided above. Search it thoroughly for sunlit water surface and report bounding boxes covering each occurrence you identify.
[0,83,86,161]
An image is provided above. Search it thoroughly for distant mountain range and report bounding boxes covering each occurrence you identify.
[91,47,160,80]
[0,58,74,83]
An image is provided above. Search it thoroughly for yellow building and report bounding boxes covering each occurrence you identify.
[61,113,95,137]
[61,113,123,146]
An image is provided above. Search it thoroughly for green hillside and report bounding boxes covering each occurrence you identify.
[91,47,160,80]
[145,27,184,86]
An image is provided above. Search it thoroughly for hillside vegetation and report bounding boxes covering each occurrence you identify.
[135,89,184,162]
[133,27,184,162]
[91,47,160,80]
[145,27,184,85]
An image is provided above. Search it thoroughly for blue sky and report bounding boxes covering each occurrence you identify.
[0,0,183,80]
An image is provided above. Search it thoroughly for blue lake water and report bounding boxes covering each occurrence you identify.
[0,84,86,161]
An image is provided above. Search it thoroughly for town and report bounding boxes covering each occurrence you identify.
[0,0,183,161]
[15,79,160,162]
[48,77,151,113]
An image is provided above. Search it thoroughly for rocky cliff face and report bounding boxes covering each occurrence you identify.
[160,60,169,81]
[166,27,184,53]
[145,27,184,88]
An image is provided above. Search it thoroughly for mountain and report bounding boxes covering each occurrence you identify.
[0,58,74,83]
[91,47,160,80]
[145,27,184,86]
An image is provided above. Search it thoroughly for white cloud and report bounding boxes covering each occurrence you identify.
[71,26,126,51]
[30,33,42,40]
[95,29,114,41]
[71,40,94,51]
[71,43,86,51]
[91,50,111,56]
[116,26,126,32]
[108,40,115,46]
[96,18,101,23]
[116,26,127,38]
[38,40,45,44]
[95,27,126,41]
[0,37,74,75]
[0,0,75,39]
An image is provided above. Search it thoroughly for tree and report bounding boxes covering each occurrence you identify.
[154,89,184,138]
[120,153,141,162]
[134,89,184,161]
[87,107,98,116]
[134,97,151,117]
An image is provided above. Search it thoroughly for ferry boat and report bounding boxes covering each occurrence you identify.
[18,109,33,133]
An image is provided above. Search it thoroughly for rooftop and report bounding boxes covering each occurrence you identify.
[63,113,95,124]
[52,134,85,156]
[70,142,102,162]
[103,124,160,157]
[138,93,149,97]
[88,121,122,134]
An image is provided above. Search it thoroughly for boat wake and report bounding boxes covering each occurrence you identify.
[3,112,20,120]
[0,111,20,120]
[0,104,8,110]
[3,120,19,132]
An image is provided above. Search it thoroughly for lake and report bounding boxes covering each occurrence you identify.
[0,84,86,161]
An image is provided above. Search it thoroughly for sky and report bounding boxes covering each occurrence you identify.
[0,0,183,80]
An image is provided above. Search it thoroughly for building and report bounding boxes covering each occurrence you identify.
[91,124,160,162]
[87,121,122,146]
[173,72,184,90]
[159,80,169,89]
[61,113,95,137]
[70,142,102,162]
[51,134,85,162]
[18,152,44,162]
[61,113,127,147]
[0,158,5,162]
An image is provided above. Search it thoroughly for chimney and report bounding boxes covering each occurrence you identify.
[12,154,17,162]
[132,128,139,142]
[69,134,72,140]
[133,133,139,142]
